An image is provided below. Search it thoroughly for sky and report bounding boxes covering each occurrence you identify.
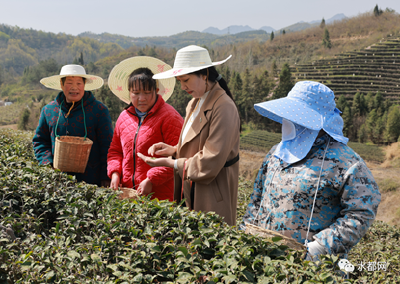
[1,0,400,38]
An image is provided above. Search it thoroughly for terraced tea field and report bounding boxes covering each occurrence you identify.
[240,130,281,152]
[291,35,400,104]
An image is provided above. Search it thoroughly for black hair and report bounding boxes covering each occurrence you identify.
[191,66,234,101]
[128,67,156,92]
[61,76,86,85]
[191,66,241,131]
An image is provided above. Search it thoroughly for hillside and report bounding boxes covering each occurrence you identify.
[0,24,123,76]
[292,35,400,104]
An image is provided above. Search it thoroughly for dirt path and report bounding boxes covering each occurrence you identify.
[0,124,17,130]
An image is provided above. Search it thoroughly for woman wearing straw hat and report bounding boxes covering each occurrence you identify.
[107,57,183,201]
[138,45,241,226]
[241,81,380,261]
[32,64,113,186]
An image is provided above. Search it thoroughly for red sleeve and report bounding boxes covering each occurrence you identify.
[147,109,183,186]
[107,115,124,178]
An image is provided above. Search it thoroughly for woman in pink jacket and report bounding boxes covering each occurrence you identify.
[107,57,183,201]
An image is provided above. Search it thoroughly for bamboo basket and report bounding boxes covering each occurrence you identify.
[117,187,139,200]
[54,136,93,173]
[245,223,306,251]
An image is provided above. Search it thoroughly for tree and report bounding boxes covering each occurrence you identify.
[271,60,278,78]
[272,63,294,100]
[385,106,400,142]
[342,106,353,139]
[336,94,348,113]
[365,92,374,111]
[18,108,30,130]
[322,28,332,49]
[282,30,286,35]
[238,69,252,123]
[352,92,367,117]
[374,4,383,16]
[270,31,274,41]
[373,91,384,115]
[78,52,84,65]
[320,18,326,29]
[358,124,368,143]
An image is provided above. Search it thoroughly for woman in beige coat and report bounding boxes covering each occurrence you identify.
[138,45,240,226]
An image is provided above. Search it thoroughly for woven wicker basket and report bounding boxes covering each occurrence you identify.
[54,136,93,173]
[117,187,139,200]
[245,223,306,251]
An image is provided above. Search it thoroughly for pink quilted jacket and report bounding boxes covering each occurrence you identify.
[107,95,183,201]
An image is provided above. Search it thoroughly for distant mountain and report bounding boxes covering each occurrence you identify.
[309,13,347,24]
[259,26,276,33]
[279,22,316,33]
[202,25,255,35]
[204,14,346,37]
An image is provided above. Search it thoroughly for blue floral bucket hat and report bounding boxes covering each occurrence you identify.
[254,81,348,163]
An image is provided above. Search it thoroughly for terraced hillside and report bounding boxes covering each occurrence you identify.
[291,35,400,104]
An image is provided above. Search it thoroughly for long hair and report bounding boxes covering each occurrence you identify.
[192,66,241,131]
[191,66,234,101]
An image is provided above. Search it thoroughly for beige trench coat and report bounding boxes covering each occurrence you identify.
[174,83,240,226]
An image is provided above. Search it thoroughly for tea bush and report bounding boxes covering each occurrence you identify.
[1,129,399,283]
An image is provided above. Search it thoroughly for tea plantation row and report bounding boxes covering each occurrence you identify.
[0,129,398,283]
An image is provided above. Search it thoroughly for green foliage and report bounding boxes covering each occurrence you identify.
[17,108,30,130]
[348,221,400,282]
[95,86,126,125]
[240,130,282,152]
[270,31,274,41]
[272,63,294,99]
[336,95,349,113]
[0,129,355,283]
[22,58,60,85]
[347,141,385,163]
[358,124,368,143]
[385,106,400,143]
[374,4,383,17]
[322,28,332,49]
[320,18,326,29]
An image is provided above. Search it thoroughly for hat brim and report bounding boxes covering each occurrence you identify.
[108,56,175,104]
[254,97,323,130]
[40,74,104,91]
[153,55,232,79]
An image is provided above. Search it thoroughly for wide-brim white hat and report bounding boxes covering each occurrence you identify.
[153,45,232,79]
[40,64,104,91]
[108,56,175,104]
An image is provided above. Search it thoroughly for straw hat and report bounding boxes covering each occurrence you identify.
[153,45,232,79]
[40,64,104,91]
[108,56,175,104]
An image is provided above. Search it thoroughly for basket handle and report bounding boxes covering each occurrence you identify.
[55,99,88,140]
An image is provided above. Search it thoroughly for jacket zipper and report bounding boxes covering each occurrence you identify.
[132,114,147,188]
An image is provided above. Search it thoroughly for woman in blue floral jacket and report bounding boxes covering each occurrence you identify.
[242,81,381,261]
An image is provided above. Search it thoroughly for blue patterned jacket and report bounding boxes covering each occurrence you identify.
[32,91,113,186]
[241,135,381,255]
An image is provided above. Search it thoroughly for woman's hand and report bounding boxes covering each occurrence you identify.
[137,153,175,168]
[110,172,121,190]
[137,178,153,196]
[148,142,176,157]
